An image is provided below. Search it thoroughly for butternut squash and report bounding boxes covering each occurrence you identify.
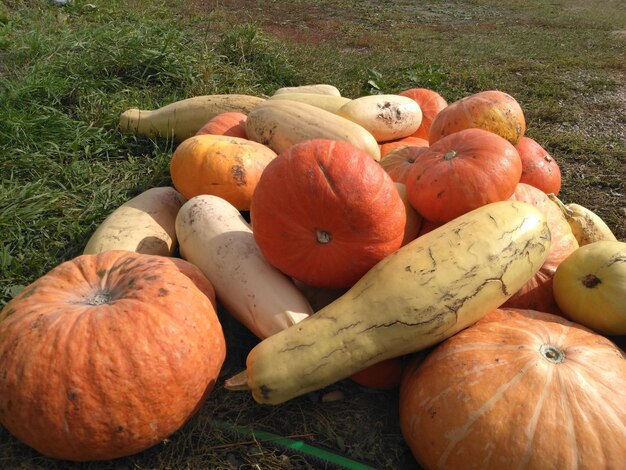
[548,193,618,246]
[119,94,265,141]
[245,100,381,161]
[225,200,551,404]
[84,187,185,256]
[268,92,351,113]
[175,195,313,339]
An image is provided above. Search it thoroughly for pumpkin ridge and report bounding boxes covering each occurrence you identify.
[438,356,538,469]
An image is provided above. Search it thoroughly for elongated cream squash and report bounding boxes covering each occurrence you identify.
[273,84,341,96]
[84,187,186,256]
[268,92,351,113]
[225,200,551,404]
[245,100,381,161]
[119,94,265,141]
[175,195,313,339]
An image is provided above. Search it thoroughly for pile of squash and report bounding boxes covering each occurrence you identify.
[1,83,624,468]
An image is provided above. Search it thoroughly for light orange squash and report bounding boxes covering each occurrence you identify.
[169,134,276,211]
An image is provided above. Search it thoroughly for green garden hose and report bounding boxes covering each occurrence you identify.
[215,420,379,469]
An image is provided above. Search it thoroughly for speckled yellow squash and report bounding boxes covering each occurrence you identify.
[225,200,551,404]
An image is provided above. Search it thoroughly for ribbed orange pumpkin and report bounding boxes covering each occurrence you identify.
[0,251,226,461]
[504,183,579,313]
[428,90,526,146]
[400,308,626,470]
[250,139,406,288]
[405,128,522,222]
[379,136,428,159]
[398,88,448,140]
[195,111,248,139]
[515,136,562,195]
[170,134,276,210]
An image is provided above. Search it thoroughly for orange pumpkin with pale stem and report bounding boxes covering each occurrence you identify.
[0,251,226,462]
[250,139,406,289]
[405,128,522,223]
[515,136,562,195]
[380,145,429,184]
[503,182,579,313]
[428,90,526,145]
[379,136,428,158]
[400,308,626,470]
[170,134,276,211]
[398,87,448,140]
[195,111,248,139]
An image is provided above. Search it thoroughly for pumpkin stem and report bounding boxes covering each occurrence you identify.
[85,292,113,306]
[539,344,565,364]
[581,274,601,288]
[316,230,332,244]
[443,150,457,161]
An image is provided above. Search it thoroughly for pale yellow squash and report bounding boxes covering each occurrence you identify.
[268,93,351,113]
[84,187,185,256]
[553,240,626,335]
[245,100,381,161]
[119,94,265,141]
[273,84,341,96]
[337,94,423,142]
[175,195,313,339]
[226,200,551,404]
[548,193,618,246]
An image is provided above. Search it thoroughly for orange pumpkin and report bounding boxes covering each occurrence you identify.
[400,308,626,470]
[428,90,526,145]
[0,251,226,461]
[379,144,429,184]
[515,136,562,195]
[350,357,405,390]
[250,139,406,288]
[504,183,579,313]
[195,111,248,139]
[169,134,276,210]
[405,128,522,223]
[398,88,448,140]
[379,136,428,159]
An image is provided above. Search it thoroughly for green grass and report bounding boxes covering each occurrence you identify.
[0,0,625,468]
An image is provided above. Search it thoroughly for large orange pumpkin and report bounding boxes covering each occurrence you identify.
[404,128,522,223]
[428,90,526,146]
[400,308,626,470]
[0,251,226,461]
[515,136,562,195]
[398,87,448,140]
[170,134,276,210]
[503,182,579,313]
[250,139,406,288]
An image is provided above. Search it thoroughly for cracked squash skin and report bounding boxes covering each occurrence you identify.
[227,200,552,404]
